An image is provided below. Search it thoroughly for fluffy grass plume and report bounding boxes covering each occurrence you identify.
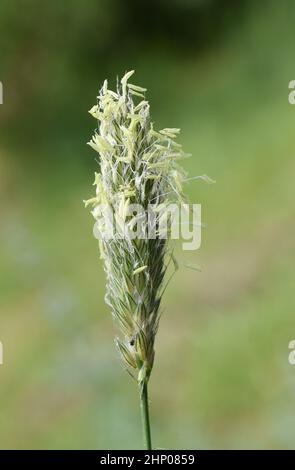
[85,70,186,448]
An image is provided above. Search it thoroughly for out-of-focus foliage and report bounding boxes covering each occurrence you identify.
[0,0,245,150]
[0,0,295,449]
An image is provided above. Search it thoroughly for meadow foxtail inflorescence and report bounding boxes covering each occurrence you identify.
[85,70,188,449]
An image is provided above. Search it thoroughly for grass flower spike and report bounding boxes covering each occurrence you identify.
[85,70,187,449]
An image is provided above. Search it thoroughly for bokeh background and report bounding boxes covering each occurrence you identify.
[1,0,295,449]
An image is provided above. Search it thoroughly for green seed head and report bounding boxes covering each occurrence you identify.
[85,71,187,386]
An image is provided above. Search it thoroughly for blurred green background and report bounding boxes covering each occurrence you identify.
[1,0,295,449]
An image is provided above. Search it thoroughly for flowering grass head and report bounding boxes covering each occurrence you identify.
[85,70,187,388]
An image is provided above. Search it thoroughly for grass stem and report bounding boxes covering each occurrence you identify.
[140,381,152,450]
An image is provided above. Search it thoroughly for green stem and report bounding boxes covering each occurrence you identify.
[139,381,152,450]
